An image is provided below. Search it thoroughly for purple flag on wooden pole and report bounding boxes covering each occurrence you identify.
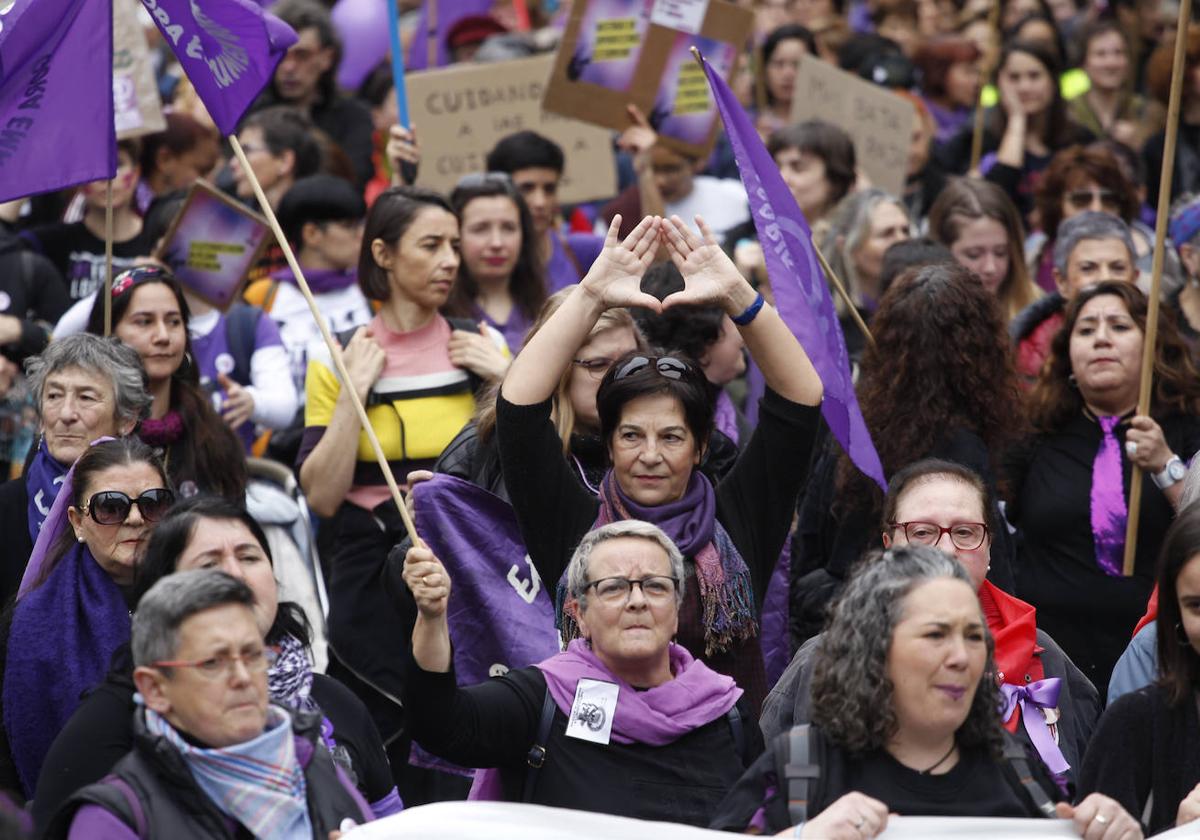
[698,51,887,491]
[413,474,560,686]
[140,0,298,136]
[0,0,116,203]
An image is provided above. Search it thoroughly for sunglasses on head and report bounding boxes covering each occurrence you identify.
[84,488,175,525]
[612,355,691,381]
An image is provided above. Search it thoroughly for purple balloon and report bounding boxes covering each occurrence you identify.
[332,0,392,90]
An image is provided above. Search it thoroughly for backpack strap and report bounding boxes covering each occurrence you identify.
[778,724,821,828]
[522,687,558,804]
[224,303,262,388]
[1001,734,1057,817]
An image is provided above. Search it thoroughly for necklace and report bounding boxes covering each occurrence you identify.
[918,742,958,775]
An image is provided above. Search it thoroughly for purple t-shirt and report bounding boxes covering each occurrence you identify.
[545,230,604,292]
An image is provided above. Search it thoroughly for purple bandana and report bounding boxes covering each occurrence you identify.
[1090,416,1127,577]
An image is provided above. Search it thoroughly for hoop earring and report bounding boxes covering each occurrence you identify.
[1068,374,1078,389]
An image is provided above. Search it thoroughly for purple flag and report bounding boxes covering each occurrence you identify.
[0,0,116,203]
[699,54,887,491]
[140,0,298,136]
[413,474,560,686]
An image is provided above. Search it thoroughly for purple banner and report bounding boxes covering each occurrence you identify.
[140,0,297,136]
[700,54,887,491]
[0,0,116,203]
[413,474,560,686]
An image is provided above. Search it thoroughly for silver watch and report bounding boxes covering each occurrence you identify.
[1153,455,1187,490]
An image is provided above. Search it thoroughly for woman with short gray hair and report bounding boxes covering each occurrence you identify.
[710,545,1142,839]
[0,334,150,602]
[398,521,760,826]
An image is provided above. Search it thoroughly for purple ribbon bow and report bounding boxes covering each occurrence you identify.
[999,678,1070,776]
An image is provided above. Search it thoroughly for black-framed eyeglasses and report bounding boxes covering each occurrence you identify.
[572,357,619,380]
[584,575,680,604]
[84,488,175,525]
[889,521,989,551]
[612,355,690,382]
[1066,188,1120,209]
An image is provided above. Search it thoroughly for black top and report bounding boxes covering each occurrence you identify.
[0,232,69,362]
[19,223,156,303]
[1143,122,1200,210]
[31,651,395,834]
[1009,412,1200,696]
[403,661,762,827]
[710,731,1059,833]
[0,478,31,606]
[1078,684,1200,836]
[494,389,821,712]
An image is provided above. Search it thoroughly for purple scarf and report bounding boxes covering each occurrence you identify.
[24,437,68,543]
[272,266,358,296]
[558,471,757,657]
[4,541,130,796]
[469,639,741,800]
[138,410,184,447]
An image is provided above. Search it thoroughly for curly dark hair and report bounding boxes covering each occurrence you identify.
[1034,144,1140,240]
[634,262,725,366]
[1027,282,1200,432]
[836,262,1024,511]
[811,545,1004,758]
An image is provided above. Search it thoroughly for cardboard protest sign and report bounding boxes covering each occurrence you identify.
[405,54,617,205]
[155,180,270,310]
[112,0,165,140]
[543,0,753,159]
[790,55,913,198]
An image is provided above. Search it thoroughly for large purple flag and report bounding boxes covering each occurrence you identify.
[140,0,297,136]
[413,474,560,686]
[0,0,116,203]
[699,54,887,491]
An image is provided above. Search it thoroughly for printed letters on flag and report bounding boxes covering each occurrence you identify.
[140,0,298,136]
[0,0,116,203]
[698,52,887,490]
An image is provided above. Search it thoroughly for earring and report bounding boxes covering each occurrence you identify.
[76,533,85,544]
[1068,374,1078,389]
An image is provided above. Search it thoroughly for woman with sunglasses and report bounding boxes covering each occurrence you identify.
[443,173,548,354]
[496,214,823,713]
[0,438,172,799]
[86,266,246,502]
[32,495,402,833]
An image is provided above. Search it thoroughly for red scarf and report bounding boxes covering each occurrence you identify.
[979,581,1045,732]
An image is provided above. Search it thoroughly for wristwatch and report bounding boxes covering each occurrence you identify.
[1153,455,1187,490]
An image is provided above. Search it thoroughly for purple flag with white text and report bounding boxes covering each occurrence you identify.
[141,0,297,136]
[0,0,115,203]
[699,53,887,491]
[413,474,560,686]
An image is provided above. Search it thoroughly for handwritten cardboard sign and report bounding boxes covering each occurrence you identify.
[405,55,617,205]
[790,56,913,197]
[113,0,166,140]
[542,0,752,160]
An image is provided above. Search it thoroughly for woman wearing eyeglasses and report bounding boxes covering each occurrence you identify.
[32,495,402,834]
[400,520,762,825]
[496,214,823,713]
[0,438,172,798]
[443,173,548,354]
[761,459,1099,790]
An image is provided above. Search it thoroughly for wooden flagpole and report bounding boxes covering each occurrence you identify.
[1121,13,1193,576]
[229,135,424,546]
[968,0,1002,173]
[103,181,114,337]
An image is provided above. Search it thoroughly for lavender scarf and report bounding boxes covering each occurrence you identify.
[558,471,758,657]
[272,266,358,295]
[469,639,741,800]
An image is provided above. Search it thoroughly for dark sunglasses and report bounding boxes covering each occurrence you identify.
[84,488,175,525]
[612,355,690,381]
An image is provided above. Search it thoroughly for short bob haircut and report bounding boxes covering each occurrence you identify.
[927,177,1040,321]
[25,334,150,431]
[596,350,714,460]
[767,120,856,210]
[567,520,686,611]
[486,130,565,175]
[358,186,456,302]
[913,37,982,101]
[811,544,1002,757]
[1028,282,1200,432]
[880,458,996,540]
[1155,503,1200,707]
[277,174,367,246]
[1035,144,1140,240]
[446,175,546,327]
[132,569,256,670]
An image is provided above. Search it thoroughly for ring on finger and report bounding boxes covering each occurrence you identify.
[1125,440,1138,456]
[854,815,866,829]
[1095,813,1110,825]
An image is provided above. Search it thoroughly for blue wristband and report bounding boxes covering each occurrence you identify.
[732,292,765,326]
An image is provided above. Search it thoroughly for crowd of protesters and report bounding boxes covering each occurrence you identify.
[2,0,1200,835]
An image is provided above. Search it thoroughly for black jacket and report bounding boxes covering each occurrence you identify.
[45,706,371,840]
[0,232,69,363]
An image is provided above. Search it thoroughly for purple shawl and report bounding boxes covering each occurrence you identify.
[469,639,741,800]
